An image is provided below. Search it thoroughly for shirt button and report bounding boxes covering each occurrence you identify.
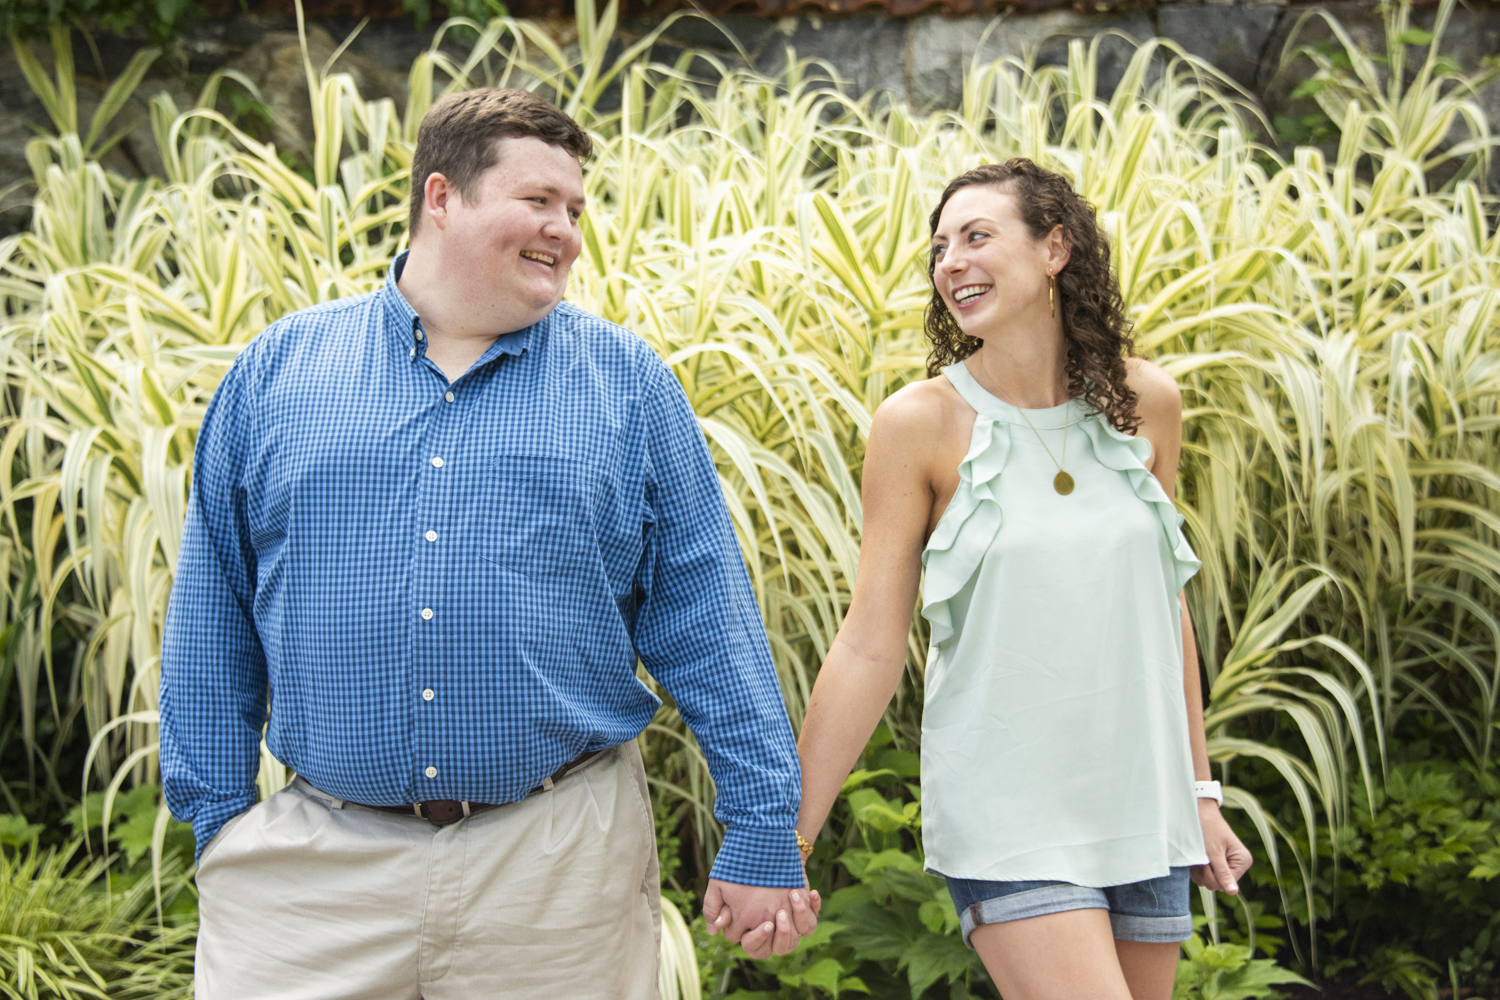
[422,688,435,701]
[421,608,434,620]
[444,391,455,403]
[425,530,437,542]
[430,457,444,468]
[409,347,416,358]
[416,329,424,341]
[424,766,437,778]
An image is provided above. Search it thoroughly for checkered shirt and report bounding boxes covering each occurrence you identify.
[160,251,804,887]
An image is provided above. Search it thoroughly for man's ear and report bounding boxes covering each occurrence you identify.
[424,172,457,232]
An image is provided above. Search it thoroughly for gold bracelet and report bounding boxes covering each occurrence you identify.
[795,829,814,859]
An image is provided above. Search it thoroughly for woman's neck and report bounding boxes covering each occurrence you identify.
[965,329,1071,409]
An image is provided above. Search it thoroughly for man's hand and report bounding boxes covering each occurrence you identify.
[703,879,822,959]
[1192,799,1253,894]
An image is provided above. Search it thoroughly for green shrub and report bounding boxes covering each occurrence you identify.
[1173,936,1311,1000]
[0,0,200,47]
[0,832,194,998]
[1244,754,1500,994]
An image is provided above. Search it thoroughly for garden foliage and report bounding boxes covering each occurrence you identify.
[0,788,195,999]
[0,0,200,49]
[2,0,1500,994]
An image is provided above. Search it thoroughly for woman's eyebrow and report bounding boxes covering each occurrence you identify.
[933,217,992,242]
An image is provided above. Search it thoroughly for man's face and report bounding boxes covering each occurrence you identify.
[439,136,586,324]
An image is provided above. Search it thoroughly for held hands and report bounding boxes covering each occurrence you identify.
[703,878,822,959]
[1192,799,1253,894]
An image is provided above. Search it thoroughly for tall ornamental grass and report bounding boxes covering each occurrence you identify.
[1,0,1498,974]
[0,839,194,999]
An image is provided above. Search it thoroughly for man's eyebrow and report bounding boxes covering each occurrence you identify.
[527,183,588,207]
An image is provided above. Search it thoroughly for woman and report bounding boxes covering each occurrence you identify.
[793,159,1253,999]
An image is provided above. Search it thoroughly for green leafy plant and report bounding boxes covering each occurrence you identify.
[9,26,160,162]
[64,783,195,873]
[1173,935,1312,1000]
[0,0,198,48]
[1252,757,1500,993]
[0,813,43,847]
[0,838,194,999]
[1358,946,1442,1000]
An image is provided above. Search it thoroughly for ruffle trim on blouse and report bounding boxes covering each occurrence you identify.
[921,415,1011,649]
[1076,417,1201,596]
[920,410,1200,650]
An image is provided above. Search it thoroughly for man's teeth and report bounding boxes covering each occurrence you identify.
[521,251,556,265]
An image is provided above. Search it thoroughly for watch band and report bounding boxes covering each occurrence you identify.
[1193,780,1223,805]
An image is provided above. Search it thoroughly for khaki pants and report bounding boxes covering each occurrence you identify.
[194,743,661,1000]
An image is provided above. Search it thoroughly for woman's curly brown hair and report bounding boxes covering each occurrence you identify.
[924,159,1140,434]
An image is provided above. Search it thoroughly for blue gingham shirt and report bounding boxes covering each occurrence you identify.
[160,251,804,887]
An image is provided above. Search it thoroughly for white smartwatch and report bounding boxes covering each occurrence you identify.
[1193,780,1223,806]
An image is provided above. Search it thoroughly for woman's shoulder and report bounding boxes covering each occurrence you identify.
[1123,357,1182,422]
[872,375,969,443]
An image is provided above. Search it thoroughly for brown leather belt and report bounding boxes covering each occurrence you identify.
[356,748,610,828]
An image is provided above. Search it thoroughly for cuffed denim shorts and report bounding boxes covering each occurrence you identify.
[942,867,1193,949]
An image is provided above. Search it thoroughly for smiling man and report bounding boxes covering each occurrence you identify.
[161,89,816,999]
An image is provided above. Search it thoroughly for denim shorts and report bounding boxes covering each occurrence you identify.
[943,867,1193,949]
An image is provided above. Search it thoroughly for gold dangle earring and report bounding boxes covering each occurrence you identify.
[1048,273,1057,317]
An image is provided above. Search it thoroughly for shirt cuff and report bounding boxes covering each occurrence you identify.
[708,824,806,887]
[190,793,258,864]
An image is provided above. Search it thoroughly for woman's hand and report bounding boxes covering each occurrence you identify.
[1192,799,1253,894]
[703,880,821,959]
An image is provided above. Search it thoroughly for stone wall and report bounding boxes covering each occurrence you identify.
[654,1,1500,129]
[3,1,1499,232]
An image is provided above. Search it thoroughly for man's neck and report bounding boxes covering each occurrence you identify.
[396,248,530,382]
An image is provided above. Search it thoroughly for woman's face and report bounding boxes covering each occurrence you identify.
[930,185,1059,338]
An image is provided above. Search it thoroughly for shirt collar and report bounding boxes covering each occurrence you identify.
[383,250,539,367]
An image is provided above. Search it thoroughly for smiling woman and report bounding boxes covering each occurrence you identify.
[925,160,1139,436]
[792,158,1250,1000]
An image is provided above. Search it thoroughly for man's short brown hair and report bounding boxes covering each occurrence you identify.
[408,88,593,236]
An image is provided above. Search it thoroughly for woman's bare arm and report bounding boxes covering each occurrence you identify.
[794,384,947,845]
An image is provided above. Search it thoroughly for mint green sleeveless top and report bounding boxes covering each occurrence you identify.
[919,361,1207,885]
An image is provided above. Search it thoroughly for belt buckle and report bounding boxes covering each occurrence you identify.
[418,800,469,826]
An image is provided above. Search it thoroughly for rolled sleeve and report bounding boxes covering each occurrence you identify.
[712,825,807,887]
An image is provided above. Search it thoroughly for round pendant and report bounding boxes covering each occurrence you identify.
[1054,471,1075,495]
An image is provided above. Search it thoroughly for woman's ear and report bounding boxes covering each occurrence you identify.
[1047,224,1072,272]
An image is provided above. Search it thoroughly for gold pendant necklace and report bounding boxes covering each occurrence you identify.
[976,365,1075,495]
[1014,405,1074,495]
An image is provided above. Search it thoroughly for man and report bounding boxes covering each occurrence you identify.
[161,88,816,999]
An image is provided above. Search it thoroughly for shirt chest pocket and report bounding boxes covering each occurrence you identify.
[475,455,595,573]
